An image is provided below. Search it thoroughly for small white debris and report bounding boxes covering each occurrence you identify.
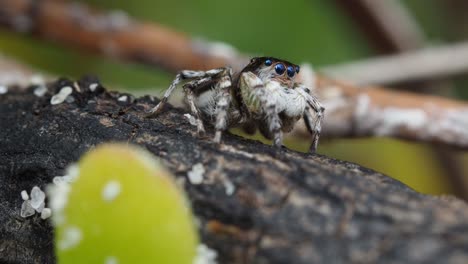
[51,86,73,105]
[104,256,119,264]
[21,190,29,200]
[65,96,75,103]
[184,113,198,127]
[118,95,128,102]
[223,178,235,196]
[89,83,99,92]
[47,180,71,225]
[63,163,80,183]
[30,186,46,210]
[20,200,35,218]
[53,176,66,185]
[0,85,8,94]
[41,208,52,219]
[193,244,218,264]
[34,85,48,97]
[102,180,121,202]
[187,163,205,185]
[58,226,83,250]
[35,201,45,213]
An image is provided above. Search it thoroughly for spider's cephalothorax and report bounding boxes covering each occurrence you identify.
[147,57,324,153]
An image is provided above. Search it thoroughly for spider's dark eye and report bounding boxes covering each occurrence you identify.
[264,59,272,66]
[295,66,300,73]
[275,63,285,75]
[287,66,295,77]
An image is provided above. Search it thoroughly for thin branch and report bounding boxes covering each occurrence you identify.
[333,0,425,53]
[321,42,468,86]
[1,0,468,149]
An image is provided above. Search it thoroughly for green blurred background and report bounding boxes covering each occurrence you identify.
[1,0,467,197]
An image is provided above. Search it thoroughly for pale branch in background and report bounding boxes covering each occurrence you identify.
[321,42,468,86]
[1,0,468,149]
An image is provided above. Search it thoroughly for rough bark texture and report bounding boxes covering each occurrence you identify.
[1,77,468,264]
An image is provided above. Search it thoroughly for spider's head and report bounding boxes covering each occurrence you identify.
[242,57,300,88]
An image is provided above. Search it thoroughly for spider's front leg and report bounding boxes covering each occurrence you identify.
[213,69,233,143]
[240,72,283,148]
[297,86,325,153]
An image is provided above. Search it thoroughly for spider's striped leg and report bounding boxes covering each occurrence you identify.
[146,68,226,117]
[261,84,282,148]
[213,69,233,143]
[183,86,206,136]
[299,88,325,153]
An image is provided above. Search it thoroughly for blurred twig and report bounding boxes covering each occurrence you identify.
[1,0,468,150]
[321,43,468,86]
[333,0,424,53]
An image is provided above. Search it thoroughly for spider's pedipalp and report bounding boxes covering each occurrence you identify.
[240,72,283,148]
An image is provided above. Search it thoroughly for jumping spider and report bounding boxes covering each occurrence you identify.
[147,57,324,153]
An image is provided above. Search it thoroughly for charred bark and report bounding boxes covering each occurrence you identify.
[1,77,468,264]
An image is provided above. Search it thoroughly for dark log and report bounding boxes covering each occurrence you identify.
[1,77,468,264]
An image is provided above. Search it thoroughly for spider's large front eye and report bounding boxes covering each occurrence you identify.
[275,63,285,75]
[287,66,295,77]
[265,59,272,66]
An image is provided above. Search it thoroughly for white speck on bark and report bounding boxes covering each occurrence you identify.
[193,244,218,264]
[20,200,35,218]
[184,113,198,126]
[188,163,205,185]
[41,208,52,220]
[21,190,29,201]
[51,86,73,105]
[34,85,48,97]
[89,83,99,92]
[30,186,46,210]
[223,178,235,196]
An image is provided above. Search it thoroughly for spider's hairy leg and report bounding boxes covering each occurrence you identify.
[146,69,225,117]
[213,69,233,143]
[240,72,283,148]
[298,87,324,153]
[263,81,283,148]
[183,86,206,136]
